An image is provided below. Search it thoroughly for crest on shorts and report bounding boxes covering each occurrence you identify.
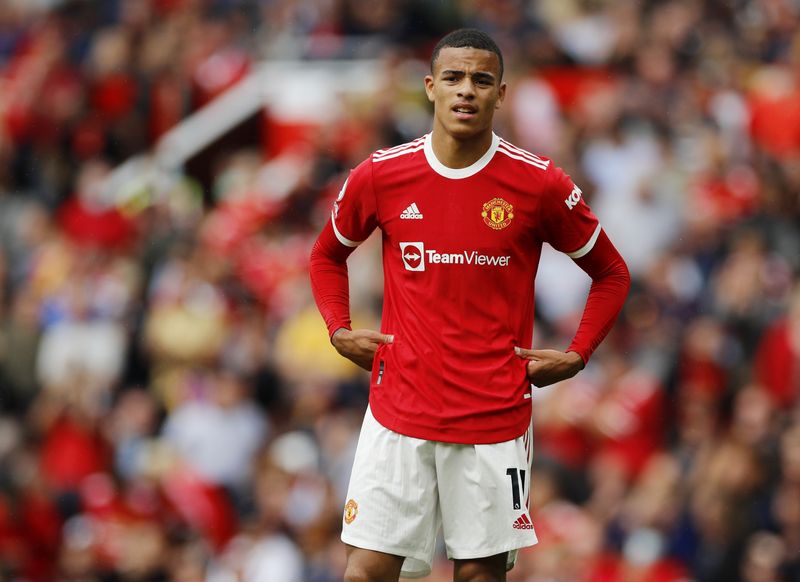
[482,197,514,230]
[344,499,358,524]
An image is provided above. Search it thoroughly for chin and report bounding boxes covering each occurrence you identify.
[444,123,485,140]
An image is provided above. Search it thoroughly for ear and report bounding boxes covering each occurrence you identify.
[495,81,507,110]
[424,75,435,103]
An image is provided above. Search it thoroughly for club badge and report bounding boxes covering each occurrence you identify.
[482,197,514,230]
[344,499,358,524]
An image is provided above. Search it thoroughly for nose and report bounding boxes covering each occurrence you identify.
[457,79,476,99]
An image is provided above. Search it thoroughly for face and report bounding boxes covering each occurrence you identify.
[425,46,506,141]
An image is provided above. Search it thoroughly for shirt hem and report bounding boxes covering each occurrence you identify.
[369,402,531,445]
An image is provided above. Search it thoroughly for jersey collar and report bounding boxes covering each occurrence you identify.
[423,132,500,179]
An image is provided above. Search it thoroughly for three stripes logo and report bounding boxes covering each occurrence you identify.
[512,514,534,530]
[400,203,423,219]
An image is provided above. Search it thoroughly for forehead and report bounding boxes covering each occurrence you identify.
[433,46,501,76]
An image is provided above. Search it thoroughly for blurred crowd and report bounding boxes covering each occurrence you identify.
[0,0,799,580]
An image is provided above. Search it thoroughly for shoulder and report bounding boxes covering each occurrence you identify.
[369,136,427,169]
[360,136,427,188]
[341,137,427,198]
[494,137,579,198]
[494,137,552,175]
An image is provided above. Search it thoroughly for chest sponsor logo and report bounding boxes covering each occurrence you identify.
[400,242,425,271]
[400,242,510,271]
[565,185,583,210]
[482,197,514,230]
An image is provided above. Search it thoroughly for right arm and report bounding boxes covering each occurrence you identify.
[309,219,356,338]
[308,220,392,371]
[516,165,629,386]
[308,161,389,371]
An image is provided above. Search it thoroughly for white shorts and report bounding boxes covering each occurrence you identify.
[341,406,537,579]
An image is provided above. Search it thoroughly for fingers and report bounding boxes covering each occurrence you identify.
[353,329,394,345]
[333,329,394,372]
[514,346,542,360]
[524,351,583,388]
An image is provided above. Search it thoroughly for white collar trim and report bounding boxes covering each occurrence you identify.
[423,132,499,179]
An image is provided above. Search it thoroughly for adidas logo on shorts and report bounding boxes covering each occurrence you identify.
[512,514,534,530]
[400,203,423,219]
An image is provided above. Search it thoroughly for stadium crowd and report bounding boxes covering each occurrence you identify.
[0,0,799,580]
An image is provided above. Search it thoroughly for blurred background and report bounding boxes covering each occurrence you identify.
[0,0,798,580]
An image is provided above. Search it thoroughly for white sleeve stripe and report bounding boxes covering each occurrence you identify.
[566,224,602,259]
[330,211,362,247]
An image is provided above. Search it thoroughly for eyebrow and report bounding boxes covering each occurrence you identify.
[440,69,497,83]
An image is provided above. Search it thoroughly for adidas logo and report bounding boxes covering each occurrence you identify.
[400,203,423,219]
[512,514,534,530]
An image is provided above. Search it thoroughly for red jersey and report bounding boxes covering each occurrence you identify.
[327,133,602,444]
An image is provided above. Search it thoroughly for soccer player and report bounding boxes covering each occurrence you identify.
[309,29,630,582]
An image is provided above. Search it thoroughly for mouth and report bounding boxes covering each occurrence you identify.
[452,103,477,120]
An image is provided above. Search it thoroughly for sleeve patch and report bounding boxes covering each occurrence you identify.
[564,185,583,210]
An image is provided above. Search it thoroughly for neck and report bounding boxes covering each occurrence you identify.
[429,128,494,169]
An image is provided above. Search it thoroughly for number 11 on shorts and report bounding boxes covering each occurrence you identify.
[506,468,526,510]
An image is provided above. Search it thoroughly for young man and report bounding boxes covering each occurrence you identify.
[309,29,630,582]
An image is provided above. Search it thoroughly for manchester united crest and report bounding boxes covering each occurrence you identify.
[482,197,514,230]
[344,499,358,524]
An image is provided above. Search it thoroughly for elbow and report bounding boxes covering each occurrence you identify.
[309,238,323,265]
[614,258,632,302]
[619,259,632,295]
[591,255,631,302]
[309,240,336,276]
[310,221,354,270]
[309,240,322,275]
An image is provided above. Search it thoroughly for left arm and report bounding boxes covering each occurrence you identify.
[517,228,630,387]
[566,228,630,362]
